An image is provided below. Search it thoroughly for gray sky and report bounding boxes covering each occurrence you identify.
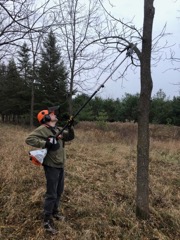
[97,0,180,100]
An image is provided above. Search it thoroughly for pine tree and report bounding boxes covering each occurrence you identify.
[2,59,29,122]
[38,30,68,111]
[0,62,7,121]
[17,42,32,87]
[171,96,180,126]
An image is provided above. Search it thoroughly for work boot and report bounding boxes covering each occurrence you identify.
[43,217,58,235]
[52,213,65,221]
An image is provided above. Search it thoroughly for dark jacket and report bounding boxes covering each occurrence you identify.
[25,124,74,168]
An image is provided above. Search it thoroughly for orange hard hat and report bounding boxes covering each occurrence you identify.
[37,110,50,124]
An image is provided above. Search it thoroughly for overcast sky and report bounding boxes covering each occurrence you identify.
[97,0,180,100]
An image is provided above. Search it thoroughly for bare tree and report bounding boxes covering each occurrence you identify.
[78,0,155,219]
[0,0,53,57]
[101,0,154,220]
[27,32,43,127]
[52,0,110,114]
[136,0,154,219]
[167,49,180,73]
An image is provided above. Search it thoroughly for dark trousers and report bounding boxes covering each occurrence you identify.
[43,165,64,219]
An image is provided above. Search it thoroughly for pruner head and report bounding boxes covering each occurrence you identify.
[126,47,134,57]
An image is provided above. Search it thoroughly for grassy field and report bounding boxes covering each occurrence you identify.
[0,122,179,240]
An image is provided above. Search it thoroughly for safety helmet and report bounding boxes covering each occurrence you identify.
[37,110,51,124]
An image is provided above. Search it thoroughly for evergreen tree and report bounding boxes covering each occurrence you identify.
[1,59,29,122]
[73,94,94,121]
[120,93,139,122]
[91,97,104,118]
[171,96,180,126]
[113,98,124,122]
[38,30,68,111]
[150,90,172,124]
[17,42,32,87]
[0,63,7,120]
[103,98,118,122]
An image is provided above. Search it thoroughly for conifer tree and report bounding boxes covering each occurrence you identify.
[38,30,68,111]
[0,63,7,121]
[171,97,180,126]
[2,59,28,121]
[17,42,32,88]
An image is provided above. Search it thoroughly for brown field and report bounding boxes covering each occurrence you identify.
[0,122,179,240]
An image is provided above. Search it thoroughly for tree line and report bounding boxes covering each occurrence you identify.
[73,91,180,126]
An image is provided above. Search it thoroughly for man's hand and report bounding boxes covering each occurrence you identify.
[68,116,74,127]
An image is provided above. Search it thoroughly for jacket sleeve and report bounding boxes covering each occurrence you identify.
[25,127,47,148]
[62,127,75,142]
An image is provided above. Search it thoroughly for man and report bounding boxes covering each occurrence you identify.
[25,108,74,235]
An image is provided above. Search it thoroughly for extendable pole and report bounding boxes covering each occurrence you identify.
[73,54,128,119]
[57,49,133,137]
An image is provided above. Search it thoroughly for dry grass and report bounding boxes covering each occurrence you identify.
[0,122,179,240]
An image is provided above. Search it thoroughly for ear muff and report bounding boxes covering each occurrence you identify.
[41,114,51,124]
[37,109,53,124]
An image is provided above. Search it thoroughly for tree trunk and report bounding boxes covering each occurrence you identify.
[136,0,154,220]
[30,81,34,127]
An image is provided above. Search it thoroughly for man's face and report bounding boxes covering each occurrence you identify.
[49,112,58,122]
